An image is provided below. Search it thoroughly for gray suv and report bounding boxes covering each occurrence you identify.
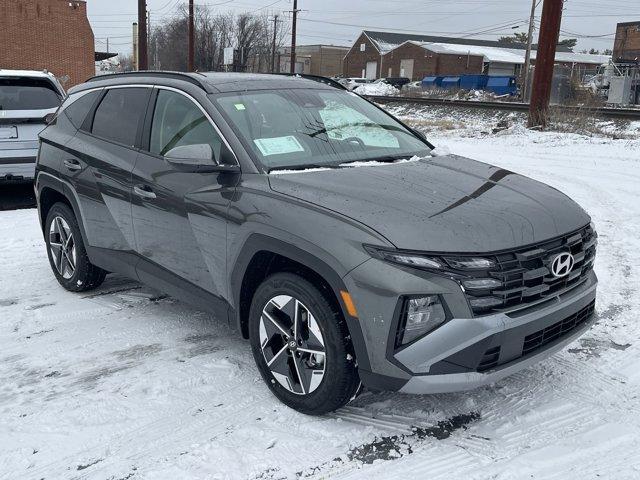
[1,69,65,181]
[35,72,597,414]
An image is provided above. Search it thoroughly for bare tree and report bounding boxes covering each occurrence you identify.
[148,6,279,73]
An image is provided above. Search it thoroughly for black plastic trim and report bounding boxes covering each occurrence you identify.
[230,233,371,372]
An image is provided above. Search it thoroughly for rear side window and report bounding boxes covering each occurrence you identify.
[92,88,150,147]
[0,77,61,110]
[64,90,101,129]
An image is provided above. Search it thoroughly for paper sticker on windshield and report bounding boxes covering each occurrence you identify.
[234,103,246,111]
[254,136,305,156]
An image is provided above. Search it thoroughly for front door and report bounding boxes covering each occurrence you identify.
[131,88,239,307]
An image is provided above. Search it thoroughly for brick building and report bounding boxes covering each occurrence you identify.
[613,21,640,62]
[0,0,94,87]
[343,30,608,81]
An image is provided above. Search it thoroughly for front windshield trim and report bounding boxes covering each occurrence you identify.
[210,88,432,174]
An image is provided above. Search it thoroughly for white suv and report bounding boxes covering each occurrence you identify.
[1,70,65,181]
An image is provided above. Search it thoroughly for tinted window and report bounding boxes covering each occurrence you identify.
[92,88,150,147]
[64,90,100,129]
[0,77,61,110]
[150,90,221,160]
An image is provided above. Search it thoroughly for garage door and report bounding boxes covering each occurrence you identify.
[365,61,377,80]
[400,59,414,80]
[488,62,516,76]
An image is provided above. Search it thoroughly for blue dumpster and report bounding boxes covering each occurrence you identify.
[485,76,517,95]
[460,74,489,90]
[421,76,438,89]
[441,76,461,89]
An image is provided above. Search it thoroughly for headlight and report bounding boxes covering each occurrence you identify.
[364,246,443,270]
[397,295,447,346]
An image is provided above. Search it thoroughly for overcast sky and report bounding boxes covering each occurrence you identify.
[88,0,638,55]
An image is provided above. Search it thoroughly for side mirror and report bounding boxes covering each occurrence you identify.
[164,143,241,174]
[164,144,214,164]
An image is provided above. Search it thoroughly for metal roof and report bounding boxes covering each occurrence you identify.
[400,41,610,66]
[363,30,571,54]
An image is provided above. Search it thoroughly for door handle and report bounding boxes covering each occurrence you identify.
[63,159,82,171]
[134,185,157,199]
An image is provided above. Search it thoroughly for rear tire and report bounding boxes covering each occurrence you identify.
[44,202,107,292]
[249,273,360,415]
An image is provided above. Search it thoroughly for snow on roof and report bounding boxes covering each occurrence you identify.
[0,69,58,79]
[412,42,526,64]
[530,50,611,65]
[397,41,610,66]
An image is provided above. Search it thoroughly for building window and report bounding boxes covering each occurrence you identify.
[360,43,366,52]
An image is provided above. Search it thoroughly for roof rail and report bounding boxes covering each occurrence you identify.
[84,71,207,90]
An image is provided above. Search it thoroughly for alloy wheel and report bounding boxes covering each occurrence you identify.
[259,295,326,395]
[49,216,76,280]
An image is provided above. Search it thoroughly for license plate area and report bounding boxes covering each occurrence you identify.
[0,126,18,140]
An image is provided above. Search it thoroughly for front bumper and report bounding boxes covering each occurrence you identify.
[344,257,597,394]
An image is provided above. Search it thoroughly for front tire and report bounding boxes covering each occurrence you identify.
[249,273,359,415]
[44,202,107,292]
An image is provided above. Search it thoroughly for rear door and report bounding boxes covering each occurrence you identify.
[131,87,240,306]
[64,86,152,275]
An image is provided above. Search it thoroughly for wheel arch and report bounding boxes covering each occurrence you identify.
[231,234,371,372]
[36,172,90,247]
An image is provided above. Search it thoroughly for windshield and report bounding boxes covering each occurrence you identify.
[0,77,62,110]
[213,89,431,171]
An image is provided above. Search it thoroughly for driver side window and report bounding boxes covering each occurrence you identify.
[150,90,222,160]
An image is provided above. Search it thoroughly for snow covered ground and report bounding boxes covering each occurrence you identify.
[1,112,640,480]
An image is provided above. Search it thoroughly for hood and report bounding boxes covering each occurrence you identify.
[268,155,590,253]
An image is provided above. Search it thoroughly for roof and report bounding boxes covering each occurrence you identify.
[362,30,571,54]
[78,71,335,94]
[0,69,59,79]
[398,41,610,66]
[412,42,526,64]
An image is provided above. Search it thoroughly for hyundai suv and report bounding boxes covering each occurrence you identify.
[35,72,597,415]
[1,69,65,181]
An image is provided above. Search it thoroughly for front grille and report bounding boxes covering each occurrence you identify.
[522,299,595,356]
[463,224,597,315]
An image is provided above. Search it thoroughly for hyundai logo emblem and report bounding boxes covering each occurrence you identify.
[550,252,575,278]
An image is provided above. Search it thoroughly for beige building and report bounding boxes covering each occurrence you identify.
[278,45,349,77]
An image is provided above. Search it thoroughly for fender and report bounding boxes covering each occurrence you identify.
[230,233,372,372]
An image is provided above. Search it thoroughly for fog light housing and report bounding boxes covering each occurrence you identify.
[397,295,447,347]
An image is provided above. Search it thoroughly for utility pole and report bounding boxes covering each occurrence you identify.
[132,22,139,71]
[106,38,109,54]
[188,0,195,71]
[521,0,537,100]
[271,15,279,73]
[289,0,299,74]
[138,0,148,70]
[528,0,564,128]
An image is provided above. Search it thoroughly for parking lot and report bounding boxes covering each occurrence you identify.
[1,117,640,479]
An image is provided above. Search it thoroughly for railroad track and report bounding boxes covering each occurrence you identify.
[364,95,640,120]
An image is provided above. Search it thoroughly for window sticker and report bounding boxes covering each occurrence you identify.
[253,136,305,156]
[234,103,246,111]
